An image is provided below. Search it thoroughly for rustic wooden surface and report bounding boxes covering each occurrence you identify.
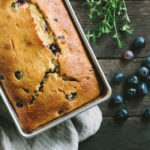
[70,0,150,150]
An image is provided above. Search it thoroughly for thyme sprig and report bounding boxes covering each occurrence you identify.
[84,0,133,48]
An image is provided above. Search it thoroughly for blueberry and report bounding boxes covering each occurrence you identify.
[23,88,29,93]
[49,43,60,54]
[58,110,64,115]
[58,35,65,40]
[127,75,139,86]
[134,36,146,49]
[138,82,148,96]
[145,57,150,69]
[143,108,150,120]
[66,93,77,101]
[16,102,23,108]
[115,108,129,120]
[127,88,137,97]
[123,50,134,61]
[0,75,4,80]
[110,95,124,107]
[114,72,124,83]
[138,66,149,79]
[11,2,19,8]
[146,57,150,63]
[15,71,23,80]
[147,75,150,84]
[17,0,26,4]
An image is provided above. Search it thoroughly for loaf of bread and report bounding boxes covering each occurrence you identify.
[0,0,101,132]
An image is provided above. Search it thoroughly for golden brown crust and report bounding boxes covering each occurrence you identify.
[0,0,101,132]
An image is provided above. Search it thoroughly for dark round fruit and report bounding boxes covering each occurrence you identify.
[110,95,124,106]
[58,110,64,115]
[145,57,150,69]
[49,43,60,54]
[66,93,77,101]
[15,71,23,80]
[115,108,129,120]
[138,66,149,79]
[17,0,26,4]
[147,75,150,84]
[143,108,150,120]
[146,57,150,63]
[134,36,146,49]
[127,75,139,86]
[0,75,4,80]
[11,2,19,8]
[16,102,23,108]
[138,82,148,96]
[114,72,124,83]
[123,50,134,61]
[127,88,137,97]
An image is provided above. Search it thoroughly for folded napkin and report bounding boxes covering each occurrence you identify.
[0,99,102,150]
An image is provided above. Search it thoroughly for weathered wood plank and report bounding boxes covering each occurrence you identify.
[70,1,150,58]
[79,117,150,150]
[98,58,150,116]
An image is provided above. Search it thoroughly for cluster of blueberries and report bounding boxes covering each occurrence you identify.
[110,37,150,121]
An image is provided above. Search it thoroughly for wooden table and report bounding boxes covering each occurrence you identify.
[70,0,150,150]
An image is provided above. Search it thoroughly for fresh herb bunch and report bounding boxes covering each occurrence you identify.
[84,0,133,48]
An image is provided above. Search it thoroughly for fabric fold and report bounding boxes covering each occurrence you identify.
[72,106,102,142]
[0,98,102,150]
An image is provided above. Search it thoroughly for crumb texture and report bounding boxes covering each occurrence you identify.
[0,0,101,132]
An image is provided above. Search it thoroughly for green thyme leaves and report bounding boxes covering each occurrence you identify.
[84,0,133,48]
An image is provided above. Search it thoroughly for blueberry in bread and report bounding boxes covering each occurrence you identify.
[0,0,101,132]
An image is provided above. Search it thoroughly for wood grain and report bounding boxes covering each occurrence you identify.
[70,1,150,58]
[79,117,150,150]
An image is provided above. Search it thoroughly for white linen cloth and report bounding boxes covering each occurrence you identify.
[0,99,102,150]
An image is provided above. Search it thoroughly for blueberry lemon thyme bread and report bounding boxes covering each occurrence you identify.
[0,0,101,132]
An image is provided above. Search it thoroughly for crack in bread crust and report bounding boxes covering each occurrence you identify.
[12,1,78,105]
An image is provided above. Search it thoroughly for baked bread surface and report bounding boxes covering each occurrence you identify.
[0,0,101,132]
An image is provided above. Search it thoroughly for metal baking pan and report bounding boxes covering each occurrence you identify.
[0,0,112,138]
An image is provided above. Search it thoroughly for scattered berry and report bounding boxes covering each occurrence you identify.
[145,57,150,69]
[147,75,150,84]
[115,108,129,120]
[143,108,150,120]
[110,95,124,107]
[127,88,137,97]
[114,72,124,83]
[134,36,146,49]
[138,82,148,96]
[145,57,150,63]
[123,50,134,61]
[138,66,149,79]
[127,75,139,86]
